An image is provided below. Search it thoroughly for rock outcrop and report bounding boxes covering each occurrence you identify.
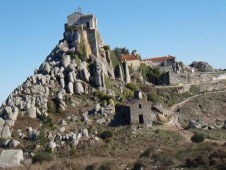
[0,149,24,168]
[190,61,214,72]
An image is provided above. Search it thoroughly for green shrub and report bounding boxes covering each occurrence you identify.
[133,159,149,170]
[103,45,110,51]
[139,63,168,85]
[191,133,205,143]
[86,164,97,170]
[99,130,113,140]
[123,88,134,98]
[190,85,201,94]
[45,146,53,153]
[126,83,139,92]
[97,161,118,170]
[32,152,53,164]
[104,76,113,89]
[147,93,161,103]
[47,100,57,113]
[94,91,114,101]
[110,51,126,79]
[70,54,81,64]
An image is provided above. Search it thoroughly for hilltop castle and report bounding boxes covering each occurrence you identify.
[67,8,98,29]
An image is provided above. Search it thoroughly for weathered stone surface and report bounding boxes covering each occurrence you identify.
[125,63,131,83]
[64,30,80,49]
[74,81,84,94]
[7,139,20,148]
[96,118,106,124]
[62,55,71,68]
[67,82,74,94]
[5,120,15,127]
[189,120,202,129]
[117,64,124,81]
[27,106,37,119]
[94,59,104,87]
[59,126,65,133]
[1,125,11,139]
[82,129,89,138]
[78,62,90,82]
[131,72,144,83]
[0,149,23,168]
[57,89,65,100]
[68,72,75,83]
[58,41,69,52]
[0,118,5,127]
[60,119,67,126]
[42,62,51,75]
[152,104,171,116]
[49,141,57,151]
[60,78,65,89]
[31,85,45,94]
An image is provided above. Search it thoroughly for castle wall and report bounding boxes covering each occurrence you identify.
[169,72,226,85]
[86,29,99,57]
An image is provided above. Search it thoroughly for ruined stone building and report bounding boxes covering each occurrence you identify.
[67,8,97,29]
[118,92,155,126]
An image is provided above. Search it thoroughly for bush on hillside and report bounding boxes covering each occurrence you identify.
[99,130,113,140]
[126,83,139,92]
[147,93,161,103]
[191,133,205,143]
[94,91,114,101]
[32,152,53,164]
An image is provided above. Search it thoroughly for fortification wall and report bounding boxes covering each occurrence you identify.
[169,72,226,85]
[86,29,99,57]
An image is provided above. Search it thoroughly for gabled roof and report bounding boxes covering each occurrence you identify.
[122,54,140,61]
[143,55,175,62]
[124,99,149,107]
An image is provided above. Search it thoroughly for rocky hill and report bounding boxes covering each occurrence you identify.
[1,11,226,170]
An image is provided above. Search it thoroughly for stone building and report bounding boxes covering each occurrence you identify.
[118,92,155,126]
[143,55,176,67]
[124,100,154,125]
[67,8,97,29]
[121,54,141,70]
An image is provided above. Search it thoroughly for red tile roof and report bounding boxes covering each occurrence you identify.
[122,55,140,61]
[143,56,175,62]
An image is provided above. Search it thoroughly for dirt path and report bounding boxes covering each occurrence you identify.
[164,90,226,143]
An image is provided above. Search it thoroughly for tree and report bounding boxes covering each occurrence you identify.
[113,47,129,58]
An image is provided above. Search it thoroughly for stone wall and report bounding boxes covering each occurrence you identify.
[86,29,99,57]
[127,99,154,125]
[169,72,226,85]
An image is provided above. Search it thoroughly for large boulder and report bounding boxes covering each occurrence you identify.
[125,63,131,83]
[78,62,90,82]
[0,149,24,168]
[67,82,74,94]
[74,81,84,94]
[58,41,69,52]
[1,125,11,139]
[62,55,71,68]
[42,62,51,75]
[27,105,37,119]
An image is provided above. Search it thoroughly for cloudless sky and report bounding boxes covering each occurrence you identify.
[0,0,226,104]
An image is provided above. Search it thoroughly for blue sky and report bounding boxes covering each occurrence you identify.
[0,0,226,104]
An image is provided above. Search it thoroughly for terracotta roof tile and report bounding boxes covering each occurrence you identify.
[122,55,139,61]
[143,56,175,62]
